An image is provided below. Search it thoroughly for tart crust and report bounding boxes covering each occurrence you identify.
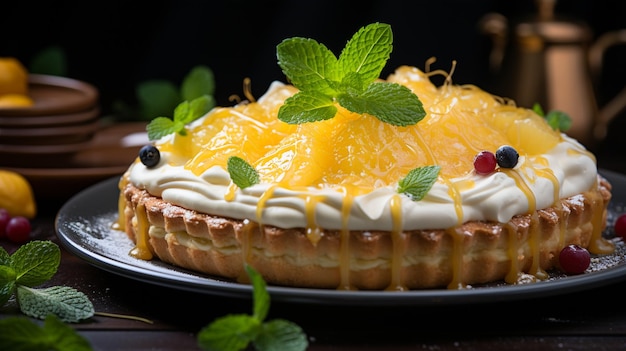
[120,175,612,290]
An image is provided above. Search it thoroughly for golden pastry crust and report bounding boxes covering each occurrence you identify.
[120,175,612,290]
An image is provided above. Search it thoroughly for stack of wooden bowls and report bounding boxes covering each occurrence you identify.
[0,74,100,168]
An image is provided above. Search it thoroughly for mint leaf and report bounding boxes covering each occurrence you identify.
[255,319,309,351]
[197,314,260,351]
[138,80,181,119]
[11,241,60,287]
[338,22,392,83]
[29,46,67,76]
[277,37,340,95]
[397,165,441,201]
[146,95,213,140]
[227,156,260,189]
[278,91,337,124]
[0,316,44,351]
[198,265,308,351]
[42,314,93,350]
[186,95,214,124]
[0,246,10,265]
[545,110,572,131]
[146,116,180,140]
[247,265,269,322]
[17,285,94,323]
[0,315,93,351]
[532,102,572,131]
[181,65,216,101]
[0,265,16,306]
[532,102,545,117]
[136,65,216,122]
[276,22,425,126]
[338,82,425,126]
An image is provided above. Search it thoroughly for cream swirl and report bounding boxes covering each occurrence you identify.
[128,134,597,231]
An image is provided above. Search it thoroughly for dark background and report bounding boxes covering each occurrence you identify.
[2,0,625,164]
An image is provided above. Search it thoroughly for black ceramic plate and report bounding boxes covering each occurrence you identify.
[55,170,626,306]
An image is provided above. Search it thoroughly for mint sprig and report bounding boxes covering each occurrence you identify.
[0,241,94,323]
[532,103,572,132]
[197,265,308,351]
[0,314,92,351]
[397,165,441,201]
[138,65,216,121]
[227,156,260,189]
[277,22,425,126]
[146,95,214,140]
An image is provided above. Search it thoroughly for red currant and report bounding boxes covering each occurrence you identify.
[473,151,497,175]
[614,214,626,239]
[5,216,31,243]
[0,208,10,239]
[558,244,590,275]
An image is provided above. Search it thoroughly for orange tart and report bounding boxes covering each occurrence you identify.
[115,23,614,290]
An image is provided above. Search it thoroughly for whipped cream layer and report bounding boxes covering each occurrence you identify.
[128,134,597,231]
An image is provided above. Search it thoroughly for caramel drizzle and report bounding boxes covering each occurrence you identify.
[112,175,128,232]
[588,187,615,254]
[237,219,257,284]
[338,186,355,290]
[129,202,153,260]
[256,184,277,223]
[386,194,408,291]
[447,226,467,289]
[504,222,521,284]
[304,194,325,245]
[533,164,567,249]
[224,181,238,202]
[502,169,537,214]
[501,168,548,279]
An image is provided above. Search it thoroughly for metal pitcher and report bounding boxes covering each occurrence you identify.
[479,0,626,148]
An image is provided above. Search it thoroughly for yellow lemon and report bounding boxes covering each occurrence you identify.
[0,57,29,96]
[0,170,37,218]
[0,93,33,108]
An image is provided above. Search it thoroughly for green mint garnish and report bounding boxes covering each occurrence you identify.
[532,102,572,132]
[0,314,92,351]
[227,156,260,189]
[137,65,216,121]
[0,241,94,323]
[277,22,425,126]
[146,94,214,140]
[397,165,441,201]
[181,65,216,101]
[197,265,308,351]
[17,286,94,322]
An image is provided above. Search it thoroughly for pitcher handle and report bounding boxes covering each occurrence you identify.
[588,29,626,141]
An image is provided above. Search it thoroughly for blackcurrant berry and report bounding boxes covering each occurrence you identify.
[495,145,519,168]
[139,145,161,168]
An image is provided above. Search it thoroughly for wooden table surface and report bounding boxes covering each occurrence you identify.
[2,160,626,350]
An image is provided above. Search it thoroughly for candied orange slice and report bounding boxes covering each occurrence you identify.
[158,67,563,191]
[255,107,361,188]
[161,85,298,173]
